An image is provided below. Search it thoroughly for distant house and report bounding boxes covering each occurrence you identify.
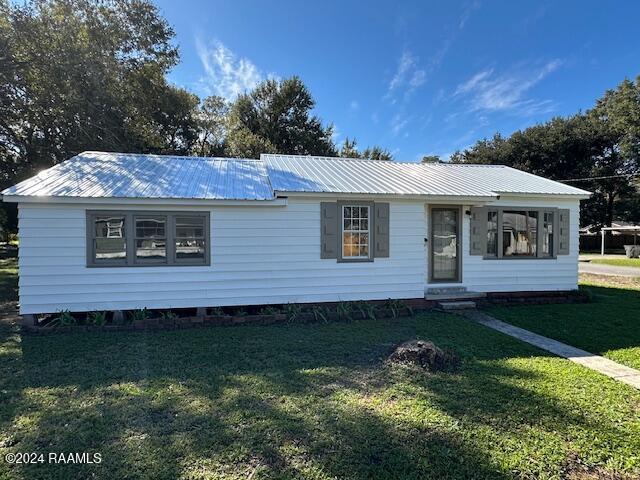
[1,152,590,316]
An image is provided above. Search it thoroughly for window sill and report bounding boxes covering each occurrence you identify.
[337,257,374,263]
[481,256,558,260]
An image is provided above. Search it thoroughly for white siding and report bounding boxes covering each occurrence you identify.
[17,198,426,314]
[426,197,581,292]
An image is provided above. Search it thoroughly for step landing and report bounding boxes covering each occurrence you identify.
[437,301,477,311]
[425,286,486,301]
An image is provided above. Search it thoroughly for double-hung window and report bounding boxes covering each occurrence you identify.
[93,214,127,265]
[135,215,167,264]
[87,211,209,267]
[341,204,371,260]
[175,215,207,263]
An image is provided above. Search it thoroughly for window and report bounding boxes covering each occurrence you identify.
[341,205,370,260]
[542,212,554,257]
[93,215,126,263]
[487,211,498,257]
[87,211,209,267]
[175,216,206,262]
[502,210,538,257]
[135,215,167,263]
[475,207,563,259]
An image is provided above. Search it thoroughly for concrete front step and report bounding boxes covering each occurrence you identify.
[426,292,486,301]
[437,301,477,310]
[426,286,467,295]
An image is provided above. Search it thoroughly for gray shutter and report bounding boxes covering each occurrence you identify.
[320,202,338,259]
[469,207,486,255]
[374,203,390,258]
[558,208,570,255]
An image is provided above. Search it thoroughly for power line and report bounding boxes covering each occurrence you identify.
[559,173,640,183]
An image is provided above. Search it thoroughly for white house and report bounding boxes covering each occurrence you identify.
[1,151,590,316]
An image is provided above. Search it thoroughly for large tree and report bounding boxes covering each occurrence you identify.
[192,95,228,157]
[225,76,336,158]
[0,0,198,188]
[450,78,640,228]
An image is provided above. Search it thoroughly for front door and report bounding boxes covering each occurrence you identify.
[430,207,460,283]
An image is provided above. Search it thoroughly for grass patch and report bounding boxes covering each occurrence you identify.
[1,308,639,479]
[0,256,18,303]
[590,257,640,268]
[489,275,640,370]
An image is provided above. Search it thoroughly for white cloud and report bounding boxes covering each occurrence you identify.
[454,59,563,114]
[387,51,426,100]
[390,113,409,136]
[195,38,263,100]
[409,69,427,88]
[349,100,359,112]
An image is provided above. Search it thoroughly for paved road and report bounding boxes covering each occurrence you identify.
[579,261,640,277]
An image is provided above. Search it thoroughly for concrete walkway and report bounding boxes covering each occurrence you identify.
[463,310,640,390]
[579,261,640,277]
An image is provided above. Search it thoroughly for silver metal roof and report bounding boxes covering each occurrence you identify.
[2,151,590,201]
[262,154,590,197]
[2,151,275,200]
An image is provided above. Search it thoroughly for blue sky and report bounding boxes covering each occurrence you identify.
[157,0,640,161]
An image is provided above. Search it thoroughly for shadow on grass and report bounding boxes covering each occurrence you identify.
[1,312,638,479]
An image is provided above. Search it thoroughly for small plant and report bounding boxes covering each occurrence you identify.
[129,308,149,323]
[311,305,329,323]
[160,310,179,322]
[259,306,280,316]
[234,308,247,317]
[51,309,76,327]
[285,303,303,322]
[336,301,354,321]
[389,299,413,317]
[210,307,225,316]
[87,311,107,326]
[386,299,407,319]
[355,301,376,321]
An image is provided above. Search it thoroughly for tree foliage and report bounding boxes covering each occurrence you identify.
[0,0,200,191]
[421,155,442,163]
[450,77,640,228]
[224,77,336,159]
[339,137,393,161]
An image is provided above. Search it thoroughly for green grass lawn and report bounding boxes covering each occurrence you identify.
[0,256,18,303]
[489,275,640,370]
[1,308,639,478]
[590,257,640,268]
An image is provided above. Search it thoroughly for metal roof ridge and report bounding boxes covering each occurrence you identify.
[79,151,263,162]
[262,153,511,168]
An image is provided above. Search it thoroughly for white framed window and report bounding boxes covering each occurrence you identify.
[341,205,370,260]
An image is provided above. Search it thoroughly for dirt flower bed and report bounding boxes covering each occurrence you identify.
[22,299,426,334]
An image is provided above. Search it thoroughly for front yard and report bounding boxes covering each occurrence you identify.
[0,257,639,479]
[490,274,640,370]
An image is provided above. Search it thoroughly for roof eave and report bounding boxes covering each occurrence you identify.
[275,190,498,203]
[1,195,287,207]
[495,191,592,200]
